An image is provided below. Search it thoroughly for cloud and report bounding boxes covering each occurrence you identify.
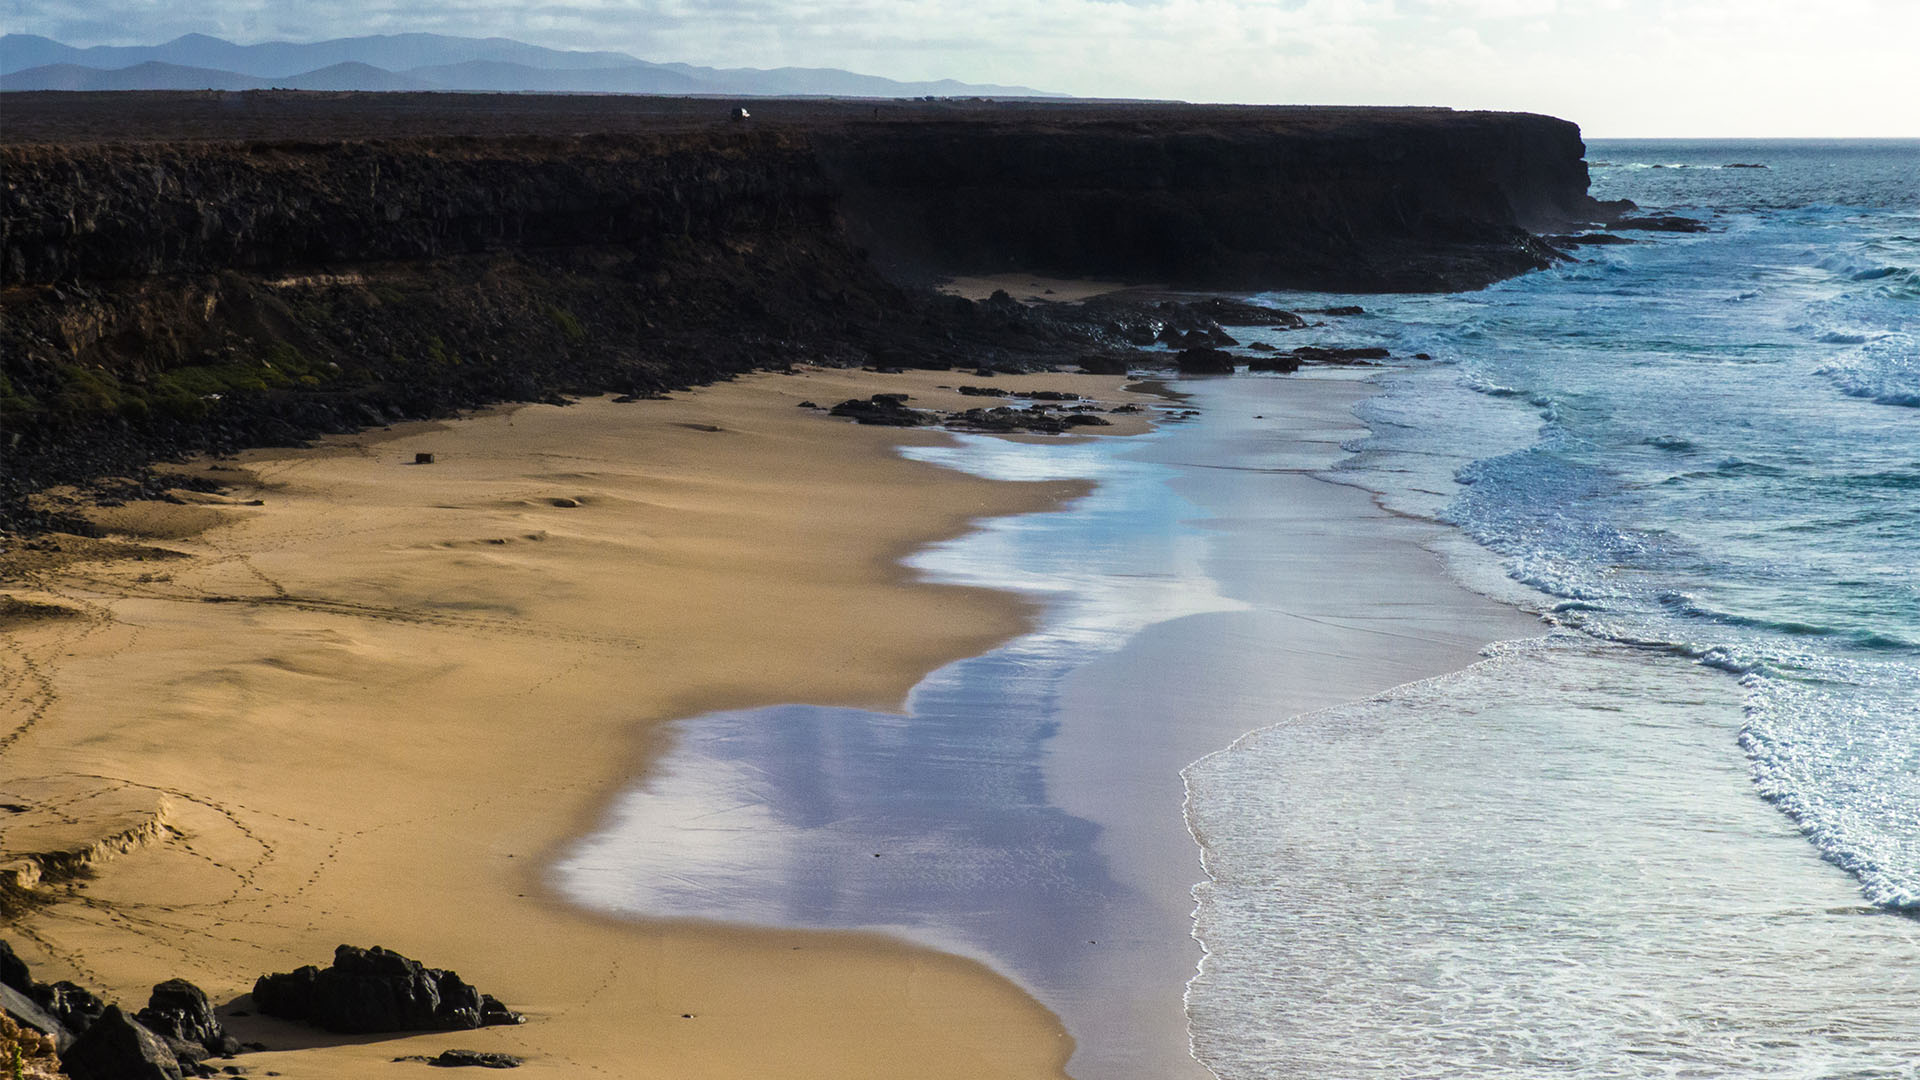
[4,0,1917,133]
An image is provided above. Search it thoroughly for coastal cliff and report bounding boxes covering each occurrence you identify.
[0,94,1607,516]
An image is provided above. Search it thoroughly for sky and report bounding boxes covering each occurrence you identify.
[7,0,1919,137]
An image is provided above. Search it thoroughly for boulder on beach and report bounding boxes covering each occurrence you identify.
[136,978,241,1063]
[1174,347,1237,374]
[58,1005,182,1080]
[252,945,525,1035]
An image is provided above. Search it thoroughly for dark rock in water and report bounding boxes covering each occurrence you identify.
[1246,341,1276,351]
[944,406,1067,435]
[1610,214,1709,233]
[1723,162,1768,169]
[827,396,931,426]
[1245,353,1301,373]
[1109,404,1143,413]
[1552,232,1635,246]
[1177,298,1307,328]
[1174,348,1237,374]
[1307,305,1366,316]
[956,385,1008,397]
[137,979,241,1063]
[1289,345,1390,365]
[1063,414,1111,427]
[32,980,107,1038]
[1164,328,1232,349]
[1413,352,1432,360]
[252,945,521,1035]
[3,982,75,1053]
[1018,390,1081,401]
[59,1005,183,1080]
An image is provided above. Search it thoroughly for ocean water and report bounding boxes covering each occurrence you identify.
[1189,139,1920,1077]
[557,139,1920,1078]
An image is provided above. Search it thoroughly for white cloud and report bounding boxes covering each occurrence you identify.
[4,0,1917,134]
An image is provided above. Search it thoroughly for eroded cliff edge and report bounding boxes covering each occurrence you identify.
[1,94,1609,518]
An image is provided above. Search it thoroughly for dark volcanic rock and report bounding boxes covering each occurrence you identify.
[1018,390,1081,401]
[1,99,1607,528]
[1178,298,1308,327]
[137,979,240,1063]
[1245,353,1301,373]
[1174,347,1237,374]
[252,945,521,1035]
[944,406,1067,434]
[827,395,932,426]
[1291,346,1391,364]
[1551,232,1636,246]
[32,980,107,1038]
[1610,214,1709,233]
[0,940,29,995]
[1062,414,1112,427]
[956,385,1008,396]
[1307,305,1366,316]
[59,1005,183,1080]
[3,983,74,1053]
[429,1049,523,1068]
[1074,353,1136,375]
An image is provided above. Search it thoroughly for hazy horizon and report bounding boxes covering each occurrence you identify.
[5,2,1918,138]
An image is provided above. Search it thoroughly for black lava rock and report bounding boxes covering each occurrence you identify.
[827,396,932,426]
[59,1005,183,1080]
[1174,348,1237,374]
[252,945,523,1035]
[0,939,30,995]
[137,979,241,1063]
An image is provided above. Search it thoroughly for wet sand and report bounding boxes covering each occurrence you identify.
[0,368,1145,1078]
[554,373,1541,1079]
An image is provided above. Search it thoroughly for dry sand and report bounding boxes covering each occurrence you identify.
[0,367,1150,1078]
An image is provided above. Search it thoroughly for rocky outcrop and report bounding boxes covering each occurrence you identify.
[819,106,1604,292]
[252,945,524,1035]
[58,1006,182,1080]
[2,941,237,1079]
[1,96,1609,519]
[137,979,241,1064]
[1175,347,1238,374]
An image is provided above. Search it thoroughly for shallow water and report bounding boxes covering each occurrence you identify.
[556,375,1522,1079]
[560,139,1920,1077]
[1187,138,1920,1078]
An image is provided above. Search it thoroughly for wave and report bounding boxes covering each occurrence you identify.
[1816,336,1920,407]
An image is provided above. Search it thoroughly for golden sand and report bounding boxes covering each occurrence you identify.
[0,368,1149,1078]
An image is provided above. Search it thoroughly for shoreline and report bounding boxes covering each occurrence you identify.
[6,362,1545,1080]
[545,370,1542,1080]
[0,367,1149,1078]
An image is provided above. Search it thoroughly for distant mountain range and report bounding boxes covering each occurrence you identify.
[0,32,1060,97]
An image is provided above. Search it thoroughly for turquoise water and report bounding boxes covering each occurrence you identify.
[557,140,1919,1078]
[1186,139,1920,1078]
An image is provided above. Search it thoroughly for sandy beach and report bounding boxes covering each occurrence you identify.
[4,361,1546,1079]
[1,367,1150,1078]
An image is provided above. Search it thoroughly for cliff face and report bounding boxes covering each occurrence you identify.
[0,95,1604,517]
[3,131,833,284]
[818,107,1596,291]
